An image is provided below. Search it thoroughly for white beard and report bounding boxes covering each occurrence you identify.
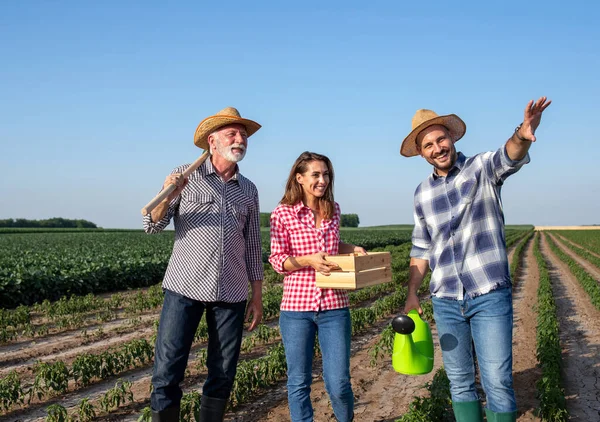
[215,140,246,163]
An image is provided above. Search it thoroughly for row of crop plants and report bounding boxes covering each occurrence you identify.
[0,228,529,420]
[550,231,600,274]
[0,243,410,420]
[368,228,534,420]
[552,229,600,252]
[532,233,569,421]
[0,284,166,343]
[544,234,600,310]
[7,227,532,308]
[10,247,408,413]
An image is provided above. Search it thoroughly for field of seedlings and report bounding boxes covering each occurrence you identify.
[0,227,598,421]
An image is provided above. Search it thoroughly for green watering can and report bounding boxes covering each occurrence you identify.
[391,310,434,375]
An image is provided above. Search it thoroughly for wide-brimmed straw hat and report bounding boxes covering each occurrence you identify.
[400,109,466,157]
[193,107,261,149]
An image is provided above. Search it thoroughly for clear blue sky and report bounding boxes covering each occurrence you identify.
[1,1,598,228]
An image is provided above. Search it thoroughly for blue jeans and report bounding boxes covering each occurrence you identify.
[432,286,516,413]
[150,289,246,411]
[279,308,354,422]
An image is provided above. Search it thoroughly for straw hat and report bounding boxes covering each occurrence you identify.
[193,107,261,149]
[400,109,466,157]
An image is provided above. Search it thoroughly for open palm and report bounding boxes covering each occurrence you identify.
[521,96,552,141]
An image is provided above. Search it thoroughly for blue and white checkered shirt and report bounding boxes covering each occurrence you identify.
[410,146,529,300]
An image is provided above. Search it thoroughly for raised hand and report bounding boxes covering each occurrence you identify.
[519,96,552,142]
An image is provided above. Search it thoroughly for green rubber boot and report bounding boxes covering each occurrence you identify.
[452,400,484,422]
[484,408,517,422]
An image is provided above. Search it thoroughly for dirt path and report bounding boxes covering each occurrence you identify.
[226,317,444,422]
[539,233,600,420]
[553,234,600,260]
[223,236,535,422]
[0,314,157,376]
[511,235,541,421]
[548,233,600,280]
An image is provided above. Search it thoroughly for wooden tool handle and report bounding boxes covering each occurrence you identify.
[141,150,210,216]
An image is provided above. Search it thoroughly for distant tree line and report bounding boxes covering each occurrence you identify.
[259,212,360,228]
[0,218,97,228]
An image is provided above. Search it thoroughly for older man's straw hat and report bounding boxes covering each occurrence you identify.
[400,109,466,157]
[193,107,261,149]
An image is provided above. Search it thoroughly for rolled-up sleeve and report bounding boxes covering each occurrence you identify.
[142,196,180,234]
[487,146,530,185]
[244,191,264,282]
[410,197,431,260]
[269,212,291,275]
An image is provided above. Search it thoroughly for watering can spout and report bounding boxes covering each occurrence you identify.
[391,310,434,375]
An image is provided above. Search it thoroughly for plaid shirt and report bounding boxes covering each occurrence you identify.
[143,158,263,303]
[269,201,349,312]
[411,146,529,300]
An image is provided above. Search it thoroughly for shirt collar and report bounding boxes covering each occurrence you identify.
[293,200,307,214]
[201,157,239,181]
[292,200,334,229]
[431,151,466,180]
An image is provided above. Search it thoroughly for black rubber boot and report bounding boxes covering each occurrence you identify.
[197,395,227,422]
[151,406,180,422]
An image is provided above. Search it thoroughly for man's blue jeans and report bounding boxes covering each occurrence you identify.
[279,308,354,422]
[432,286,516,413]
[150,289,246,411]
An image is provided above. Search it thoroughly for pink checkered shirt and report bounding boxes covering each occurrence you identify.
[269,201,349,312]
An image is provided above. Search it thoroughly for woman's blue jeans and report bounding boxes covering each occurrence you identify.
[150,289,246,411]
[432,286,516,413]
[279,308,354,422]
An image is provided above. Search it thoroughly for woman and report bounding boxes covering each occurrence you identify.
[269,151,365,422]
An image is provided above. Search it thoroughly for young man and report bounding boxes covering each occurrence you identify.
[401,97,551,422]
[143,107,264,422]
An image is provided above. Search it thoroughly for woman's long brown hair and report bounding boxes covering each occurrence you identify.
[280,151,335,220]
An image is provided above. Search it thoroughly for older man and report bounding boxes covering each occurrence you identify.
[401,98,551,422]
[143,107,264,422]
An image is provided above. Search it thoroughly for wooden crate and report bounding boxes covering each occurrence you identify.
[315,252,392,290]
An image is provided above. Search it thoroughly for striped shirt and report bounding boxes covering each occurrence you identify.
[269,201,349,312]
[411,146,529,300]
[143,158,263,303]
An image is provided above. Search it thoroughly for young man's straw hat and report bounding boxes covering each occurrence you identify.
[194,107,261,149]
[400,109,466,157]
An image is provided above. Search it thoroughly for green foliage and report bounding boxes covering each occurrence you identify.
[510,230,534,281]
[259,212,271,227]
[0,371,23,411]
[0,217,97,228]
[45,403,71,422]
[551,231,600,278]
[180,391,202,421]
[533,234,568,421]
[551,229,600,251]
[99,380,134,411]
[340,213,360,227]
[77,398,96,422]
[545,234,600,310]
[396,368,453,421]
[33,361,70,396]
[0,231,173,307]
